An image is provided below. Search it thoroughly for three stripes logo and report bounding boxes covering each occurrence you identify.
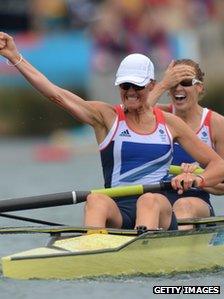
[119,129,131,137]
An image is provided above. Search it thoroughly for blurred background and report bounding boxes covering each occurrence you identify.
[0,0,224,137]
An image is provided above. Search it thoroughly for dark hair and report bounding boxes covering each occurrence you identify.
[174,59,205,82]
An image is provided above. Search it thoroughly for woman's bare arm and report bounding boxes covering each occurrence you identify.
[165,113,224,189]
[202,112,224,194]
[0,32,116,133]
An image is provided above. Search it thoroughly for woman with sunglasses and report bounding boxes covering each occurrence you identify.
[1,32,224,231]
[149,59,224,229]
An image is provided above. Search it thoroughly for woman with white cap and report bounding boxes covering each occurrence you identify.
[0,31,224,231]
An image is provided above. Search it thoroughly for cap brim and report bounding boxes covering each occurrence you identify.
[115,75,151,86]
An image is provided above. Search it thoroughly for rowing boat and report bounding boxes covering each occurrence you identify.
[1,217,224,280]
[1,165,222,280]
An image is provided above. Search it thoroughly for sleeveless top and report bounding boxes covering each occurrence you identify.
[169,105,214,165]
[99,105,173,188]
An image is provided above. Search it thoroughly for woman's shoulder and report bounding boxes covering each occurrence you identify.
[210,110,224,122]
[163,112,189,135]
[210,110,224,138]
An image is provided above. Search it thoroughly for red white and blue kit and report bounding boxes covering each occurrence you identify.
[100,105,173,187]
[99,104,177,229]
[171,106,213,165]
[168,105,214,214]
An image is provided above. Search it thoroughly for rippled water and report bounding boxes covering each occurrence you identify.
[0,138,223,299]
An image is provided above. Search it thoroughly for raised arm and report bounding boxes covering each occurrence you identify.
[0,32,115,135]
[165,113,224,191]
[147,61,196,108]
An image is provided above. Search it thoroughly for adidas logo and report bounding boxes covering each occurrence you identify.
[119,129,131,137]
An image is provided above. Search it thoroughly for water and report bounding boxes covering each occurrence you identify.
[0,138,223,299]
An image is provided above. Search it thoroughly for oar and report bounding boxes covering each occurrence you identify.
[169,165,203,175]
[0,165,203,214]
[0,179,173,213]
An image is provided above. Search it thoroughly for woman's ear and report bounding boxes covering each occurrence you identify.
[197,83,204,94]
[197,84,206,101]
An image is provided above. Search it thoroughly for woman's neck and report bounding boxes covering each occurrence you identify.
[175,104,203,130]
[125,106,156,133]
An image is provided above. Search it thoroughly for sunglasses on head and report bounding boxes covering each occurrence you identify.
[178,78,202,87]
[119,83,146,91]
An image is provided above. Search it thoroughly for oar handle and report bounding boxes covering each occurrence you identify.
[90,180,172,200]
[142,180,172,193]
[169,165,203,175]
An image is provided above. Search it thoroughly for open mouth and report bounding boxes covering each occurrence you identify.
[174,95,187,101]
[126,96,140,102]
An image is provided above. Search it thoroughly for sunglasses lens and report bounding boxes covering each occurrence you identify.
[120,83,131,90]
[120,83,145,90]
[136,85,145,90]
[180,80,193,87]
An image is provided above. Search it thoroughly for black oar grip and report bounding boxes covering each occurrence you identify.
[143,183,162,193]
[74,191,90,204]
[143,179,172,193]
[160,179,173,191]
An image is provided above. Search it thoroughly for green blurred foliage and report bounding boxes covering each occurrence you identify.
[0,86,85,136]
[202,84,224,115]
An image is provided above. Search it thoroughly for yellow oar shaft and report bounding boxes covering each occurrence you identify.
[92,185,144,197]
[169,165,203,175]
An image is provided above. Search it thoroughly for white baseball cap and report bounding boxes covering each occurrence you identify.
[115,53,154,86]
